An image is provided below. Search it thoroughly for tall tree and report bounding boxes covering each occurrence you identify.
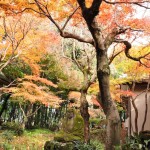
[1,0,149,149]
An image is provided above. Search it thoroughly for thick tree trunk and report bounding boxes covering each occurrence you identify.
[80,90,90,144]
[96,50,120,150]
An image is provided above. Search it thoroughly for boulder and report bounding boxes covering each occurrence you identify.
[55,109,84,142]
[44,141,74,150]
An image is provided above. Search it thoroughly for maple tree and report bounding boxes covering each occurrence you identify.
[0,0,150,149]
[0,16,32,72]
[0,15,66,129]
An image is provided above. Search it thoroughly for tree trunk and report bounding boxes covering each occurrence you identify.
[0,94,11,118]
[96,49,120,150]
[8,103,17,122]
[131,82,138,134]
[141,94,148,131]
[131,98,138,133]
[27,103,36,129]
[80,90,90,144]
[141,81,149,131]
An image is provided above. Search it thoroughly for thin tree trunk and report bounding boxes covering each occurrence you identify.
[131,82,139,134]
[141,95,148,131]
[27,103,36,129]
[35,104,41,126]
[8,103,17,122]
[131,98,138,133]
[129,99,132,136]
[80,90,90,144]
[141,81,150,131]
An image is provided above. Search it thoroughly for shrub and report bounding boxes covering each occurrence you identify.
[122,134,150,150]
[74,141,96,150]
[1,130,14,142]
[91,140,104,150]
[2,122,24,136]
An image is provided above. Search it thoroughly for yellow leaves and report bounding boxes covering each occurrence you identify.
[88,83,99,95]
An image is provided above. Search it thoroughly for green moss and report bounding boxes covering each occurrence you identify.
[55,109,84,142]
[54,132,82,142]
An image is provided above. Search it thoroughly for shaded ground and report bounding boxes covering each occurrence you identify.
[0,129,54,150]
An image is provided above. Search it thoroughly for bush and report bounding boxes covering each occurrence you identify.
[49,122,59,131]
[91,140,104,150]
[122,134,150,150]
[90,118,101,128]
[1,130,14,142]
[90,118,107,129]
[91,129,106,143]
[74,141,96,150]
[1,122,24,136]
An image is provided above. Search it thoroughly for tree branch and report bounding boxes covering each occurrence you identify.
[108,50,123,65]
[115,40,150,67]
[103,0,150,9]
[60,31,94,45]
[77,0,86,9]
[61,6,80,31]
[15,2,94,45]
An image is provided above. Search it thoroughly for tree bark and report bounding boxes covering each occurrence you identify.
[96,49,120,150]
[80,89,90,144]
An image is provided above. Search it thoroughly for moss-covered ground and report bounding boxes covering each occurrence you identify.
[0,128,54,150]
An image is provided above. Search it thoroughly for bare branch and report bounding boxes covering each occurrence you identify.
[103,0,150,9]
[108,45,124,65]
[62,6,80,31]
[0,80,16,90]
[27,105,41,117]
[0,17,33,72]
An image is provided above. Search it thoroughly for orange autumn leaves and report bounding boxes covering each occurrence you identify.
[0,14,63,107]
[2,75,62,107]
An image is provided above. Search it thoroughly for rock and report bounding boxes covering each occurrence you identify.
[54,131,82,142]
[44,109,90,150]
[55,109,84,142]
[44,141,74,150]
[44,140,96,150]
